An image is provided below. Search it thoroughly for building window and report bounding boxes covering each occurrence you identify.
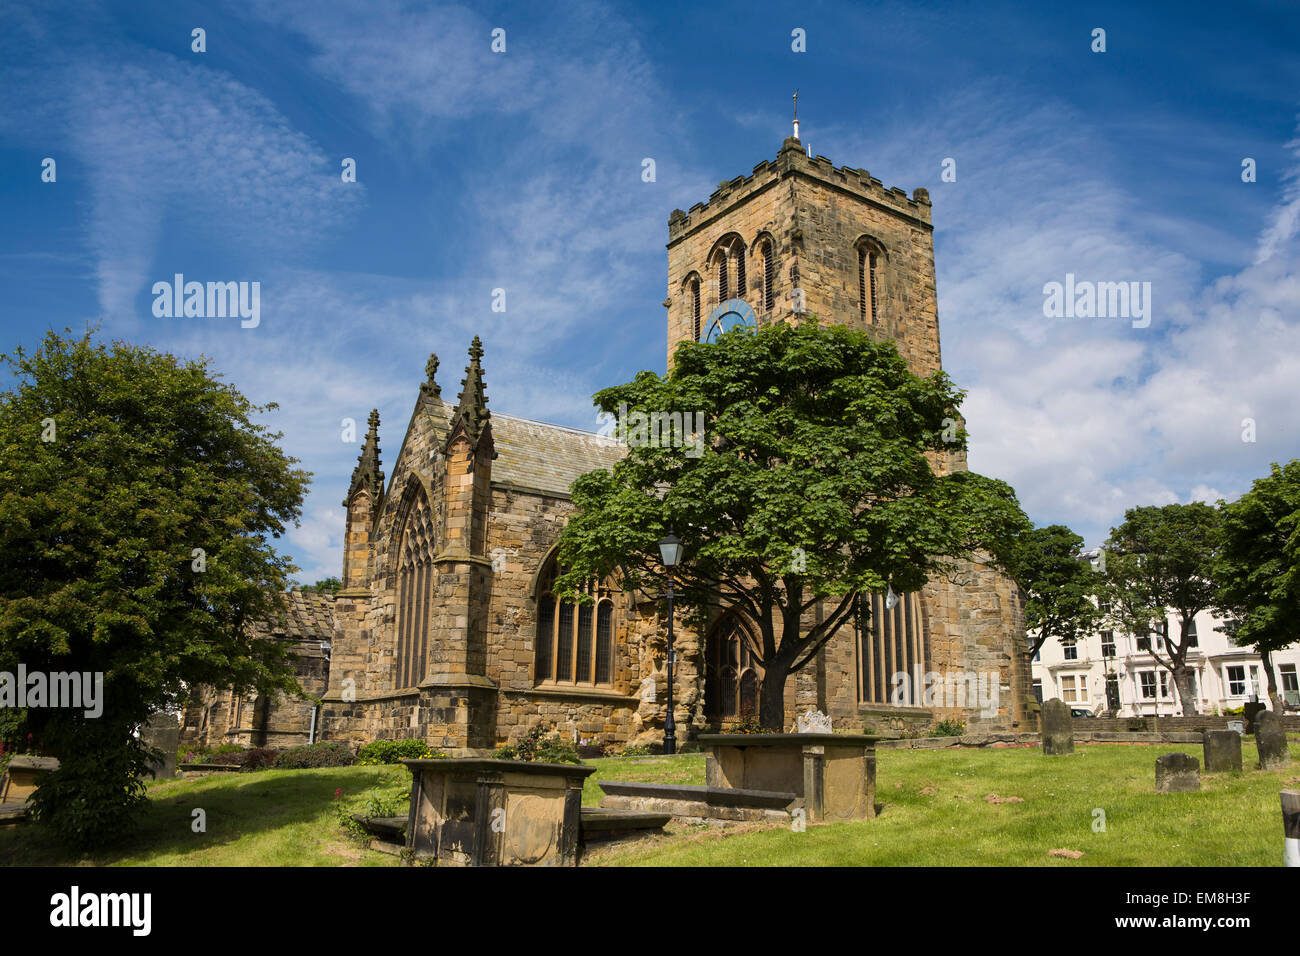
[1185,618,1198,648]
[687,275,702,342]
[1139,671,1156,699]
[856,591,927,705]
[1101,631,1115,658]
[759,237,776,311]
[1063,638,1078,661]
[1281,663,1298,695]
[1061,674,1087,704]
[395,483,436,689]
[856,240,883,324]
[1137,634,1150,652]
[1226,664,1247,697]
[534,558,615,687]
[712,236,746,304]
[705,615,761,720]
[1031,679,1043,703]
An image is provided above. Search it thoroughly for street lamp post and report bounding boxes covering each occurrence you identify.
[658,528,683,756]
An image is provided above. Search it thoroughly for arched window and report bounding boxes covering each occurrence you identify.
[856,238,885,324]
[711,235,746,305]
[857,590,927,705]
[705,615,762,721]
[756,236,776,311]
[683,274,703,342]
[534,558,616,687]
[713,247,730,303]
[395,483,436,688]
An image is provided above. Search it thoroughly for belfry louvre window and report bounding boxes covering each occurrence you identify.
[858,245,880,323]
[395,485,436,689]
[534,559,616,687]
[689,276,702,341]
[713,237,745,304]
[759,238,776,311]
[857,591,927,705]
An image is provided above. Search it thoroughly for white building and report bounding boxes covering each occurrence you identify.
[1031,605,1300,718]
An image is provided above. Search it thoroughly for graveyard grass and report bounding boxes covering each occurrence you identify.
[1,741,1296,866]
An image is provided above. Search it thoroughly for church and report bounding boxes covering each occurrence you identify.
[183,134,1035,754]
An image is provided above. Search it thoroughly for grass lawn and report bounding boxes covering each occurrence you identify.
[582,739,1300,866]
[0,764,407,866]
[2,741,1296,866]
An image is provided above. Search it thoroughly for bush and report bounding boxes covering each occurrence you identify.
[729,715,778,735]
[356,738,445,765]
[613,743,653,757]
[275,741,354,769]
[931,719,965,737]
[492,726,581,764]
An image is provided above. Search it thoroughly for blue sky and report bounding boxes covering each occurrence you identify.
[3,0,1299,584]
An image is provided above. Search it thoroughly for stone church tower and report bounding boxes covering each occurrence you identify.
[183,134,1033,755]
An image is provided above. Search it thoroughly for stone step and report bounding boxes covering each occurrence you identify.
[0,802,30,827]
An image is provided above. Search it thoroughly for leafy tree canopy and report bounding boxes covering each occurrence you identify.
[555,319,1029,728]
[1005,524,1104,657]
[0,328,310,846]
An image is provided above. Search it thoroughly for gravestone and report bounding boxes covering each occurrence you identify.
[1040,698,1074,755]
[1255,711,1292,771]
[1202,730,1242,773]
[796,709,832,734]
[1243,701,1267,734]
[141,714,181,780]
[1226,720,1245,736]
[1155,752,1200,793]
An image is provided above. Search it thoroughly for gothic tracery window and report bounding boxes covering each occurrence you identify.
[534,558,616,687]
[395,484,436,688]
[706,615,761,721]
[712,235,746,305]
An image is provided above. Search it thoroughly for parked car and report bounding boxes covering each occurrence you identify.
[1070,708,1098,718]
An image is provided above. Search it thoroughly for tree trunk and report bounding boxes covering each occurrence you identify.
[1260,648,1284,713]
[759,658,790,731]
[1172,664,1199,716]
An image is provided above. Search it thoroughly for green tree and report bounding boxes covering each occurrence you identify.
[555,320,1029,731]
[1101,503,1221,716]
[302,576,342,595]
[1006,524,1105,665]
[0,328,310,847]
[1215,460,1300,712]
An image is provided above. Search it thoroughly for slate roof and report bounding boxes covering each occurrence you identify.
[491,412,626,496]
[421,396,624,498]
[252,588,336,643]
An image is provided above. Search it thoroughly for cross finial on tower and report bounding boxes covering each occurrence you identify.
[792,89,800,141]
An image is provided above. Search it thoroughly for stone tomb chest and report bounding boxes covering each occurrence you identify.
[700,733,878,822]
[403,758,594,866]
[0,755,60,804]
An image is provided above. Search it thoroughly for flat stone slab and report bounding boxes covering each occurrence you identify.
[355,815,406,841]
[0,802,30,826]
[579,807,671,844]
[597,780,797,810]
